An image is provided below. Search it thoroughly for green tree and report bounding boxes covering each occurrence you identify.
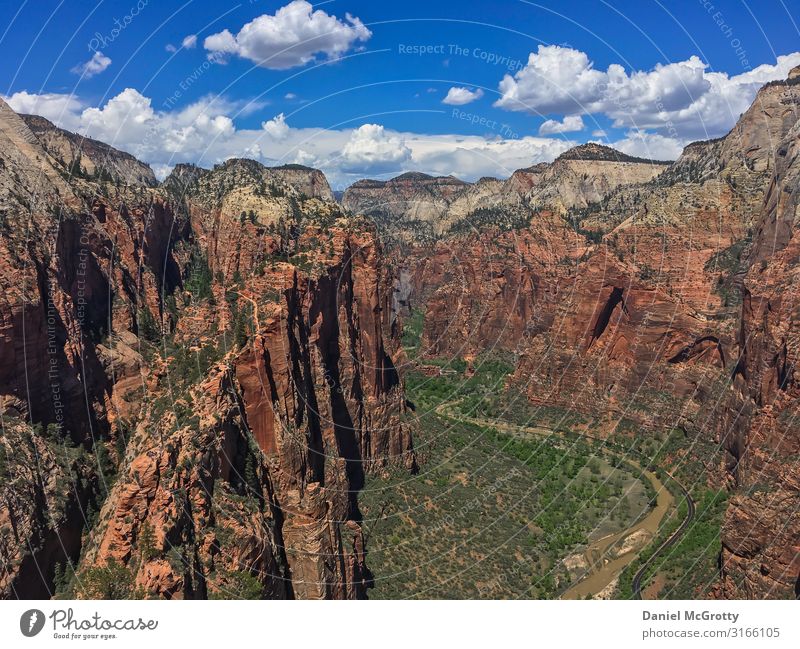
[137,307,160,342]
[76,561,141,599]
[137,523,158,561]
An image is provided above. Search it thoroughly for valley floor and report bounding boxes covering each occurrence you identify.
[361,347,727,599]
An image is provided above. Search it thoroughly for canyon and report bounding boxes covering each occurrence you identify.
[0,67,798,600]
[0,100,412,599]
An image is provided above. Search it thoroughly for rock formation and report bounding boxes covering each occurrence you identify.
[1,65,799,601]
[0,97,412,599]
[716,107,800,598]
[341,144,666,241]
[21,114,157,187]
[360,70,800,598]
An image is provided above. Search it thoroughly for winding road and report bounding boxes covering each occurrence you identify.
[631,475,696,599]
[433,397,695,599]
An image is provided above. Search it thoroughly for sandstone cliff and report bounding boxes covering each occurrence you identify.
[2,65,800,601]
[716,109,800,598]
[21,114,157,187]
[342,143,666,242]
[384,71,800,598]
[0,98,412,599]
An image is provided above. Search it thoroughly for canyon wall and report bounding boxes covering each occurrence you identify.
[0,99,412,599]
[364,71,800,598]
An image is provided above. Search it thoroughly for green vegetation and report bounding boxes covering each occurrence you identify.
[361,356,651,599]
[448,207,531,235]
[607,419,729,598]
[209,570,265,600]
[400,309,425,358]
[184,248,214,303]
[567,199,610,241]
[75,561,143,599]
[704,236,751,307]
[364,312,729,599]
[137,523,158,562]
[618,489,728,598]
[137,307,161,343]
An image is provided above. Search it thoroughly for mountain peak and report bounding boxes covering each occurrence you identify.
[19,112,157,186]
[556,142,670,164]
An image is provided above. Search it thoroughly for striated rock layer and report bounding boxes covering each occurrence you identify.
[0,98,412,599]
[341,144,666,242]
[715,113,800,599]
[371,71,800,598]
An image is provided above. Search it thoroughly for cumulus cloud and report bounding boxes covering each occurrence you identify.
[407,134,573,179]
[292,149,319,167]
[262,113,290,140]
[182,34,198,49]
[60,89,251,166]
[496,45,800,139]
[442,87,484,105]
[539,115,585,135]
[80,88,157,144]
[71,51,112,78]
[340,124,412,173]
[204,0,371,69]
[610,131,686,161]
[0,87,643,186]
[495,45,711,122]
[3,91,84,129]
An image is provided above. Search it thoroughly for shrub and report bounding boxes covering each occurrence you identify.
[76,561,141,599]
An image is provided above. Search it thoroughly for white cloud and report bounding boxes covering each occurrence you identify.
[243,143,263,160]
[407,134,573,180]
[592,129,608,138]
[0,88,631,186]
[262,113,290,140]
[284,92,297,100]
[204,0,371,69]
[539,115,585,135]
[80,88,156,145]
[610,132,685,161]
[3,91,83,129]
[496,46,608,115]
[495,45,712,121]
[74,90,253,165]
[165,43,177,53]
[151,163,175,180]
[71,51,112,78]
[292,149,319,167]
[442,87,484,106]
[496,46,800,139]
[340,124,412,173]
[182,34,198,49]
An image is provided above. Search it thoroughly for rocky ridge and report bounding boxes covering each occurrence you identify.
[364,69,800,598]
[341,143,666,241]
[0,97,412,599]
[21,114,157,187]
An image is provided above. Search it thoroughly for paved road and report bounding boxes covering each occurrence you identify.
[434,398,691,599]
[632,476,696,598]
[434,399,695,599]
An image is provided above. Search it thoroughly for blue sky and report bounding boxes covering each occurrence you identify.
[1,0,799,187]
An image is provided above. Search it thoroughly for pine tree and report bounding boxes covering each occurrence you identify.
[137,523,158,561]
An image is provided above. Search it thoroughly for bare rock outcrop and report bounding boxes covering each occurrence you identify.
[0,99,412,600]
[21,114,157,187]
